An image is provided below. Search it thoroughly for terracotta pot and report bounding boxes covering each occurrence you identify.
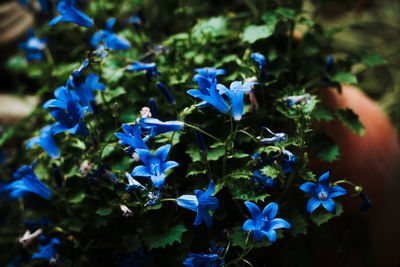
[311,84,400,266]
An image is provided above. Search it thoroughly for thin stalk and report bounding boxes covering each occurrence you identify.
[184,122,221,143]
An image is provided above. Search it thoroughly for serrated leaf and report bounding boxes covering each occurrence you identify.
[361,54,386,67]
[227,170,253,180]
[336,108,365,136]
[242,24,275,44]
[141,223,187,250]
[207,146,225,161]
[96,207,112,216]
[311,132,340,162]
[186,163,207,177]
[288,213,308,237]
[234,191,270,203]
[313,105,334,121]
[310,202,343,226]
[260,164,280,178]
[186,145,201,162]
[332,72,357,84]
[299,169,316,182]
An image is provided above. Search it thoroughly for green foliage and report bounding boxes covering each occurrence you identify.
[310,203,343,226]
[336,108,366,136]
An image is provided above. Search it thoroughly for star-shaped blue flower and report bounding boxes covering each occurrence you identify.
[242,201,291,242]
[90,18,131,51]
[251,53,267,82]
[126,61,161,81]
[300,171,347,214]
[43,86,75,111]
[177,180,219,228]
[5,164,52,200]
[192,67,226,83]
[187,74,229,114]
[70,74,105,113]
[139,118,183,138]
[32,238,60,261]
[115,122,149,155]
[26,124,60,159]
[18,29,47,62]
[131,144,178,189]
[48,0,94,28]
[217,81,257,121]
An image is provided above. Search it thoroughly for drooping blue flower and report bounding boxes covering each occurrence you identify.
[149,98,158,119]
[131,144,178,189]
[193,67,226,83]
[139,118,183,138]
[253,170,276,190]
[242,201,291,242]
[281,149,297,174]
[284,93,311,107]
[217,81,257,121]
[359,191,372,211]
[183,244,224,267]
[48,0,94,28]
[70,74,106,113]
[194,129,207,158]
[26,124,60,159]
[177,180,219,228]
[67,59,89,89]
[299,171,347,214]
[157,82,175,104]
[187,75,229,114]
[260,127,288,144]
[251,52,267,82]
[129,10,146,31]
[144,190,162,207]
[18,29,47,62]
[43,86,75,111]
[32,238,60,261]
[126,61,161,81]
[90,18,131,51]
[5,164,52,200]
[125,173,146,192]
[115,122,149,155]
[49,98,89,136]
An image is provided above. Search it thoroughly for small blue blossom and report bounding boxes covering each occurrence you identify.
[242,201,291,242]
[129,10,146,31]
[183,243,224,267]
[144,190,161,207]
[251,53,267,82]
[125,173,146,191]
[70,74,106,113]
[253,170,276,189]
[90,18,131,51]
[48,98,89,136]
[139,118,183,138]
[48,0,94,28]
[5,164,52,200]
[26,124,60,159]
[217,81,257,121]
[32,238,60,261]
[284,93,311,107]
[281,149,297,174]
[115,122,149,155]
[67,59,89,89]
[157,82,175,104]
[18,29,47,62]
[193,67,226,83]
[187,74,229,114]
[43,86,75,111]
[126,61,161,81]
[260,127,288,144]
[177,180,219,228]
[131,144,179,189]
[300,171,347,214]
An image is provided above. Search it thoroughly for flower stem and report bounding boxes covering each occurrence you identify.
[184,122,221,143]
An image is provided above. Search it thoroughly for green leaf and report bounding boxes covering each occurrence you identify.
[69,191,85,203]
[140,223,187,250]
[0,127,15,146]
[361,54,387,67]
[186,163,207,177]
[186,145,201,163]
[288,213,308,237]
[229,152,249,159]
[96,207,113,216]
[311,132,340,162]
[260,164,280,178]
[7,54,27,69]
[312,105,334,121]
[242,24,275,44]
[332,72,357,84]
[310,202,343,226]
[261,12,279,28]
[230,225,281,249]
[336,108,365,136]
[207,145,225,161]
[192,16,227,39]
[104,87,126,102]
[276,8,296,19]
[101,145,116,159]
[299,169,316,182]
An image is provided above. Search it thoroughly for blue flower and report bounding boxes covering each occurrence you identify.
[90,18,131,51]
[281,149,297,174]
[253,170,276,189]
[125,173,145,192]
[193,67,225,83]
[183,244,224,267]
[299,171,347,214]
[126,61,161,81]
[32,238,60,261]
[18,29,47,62]
[260,127,288,144]
[284,93,311,107]
[139,118,183,138]
[43,86,75,111]
[325,56,334,73]
[187,74,229,114]
[251,53,267,82]
[129,10,146,31]
[131,144,178,189]
[5,164,52,200]
[115,122,149,155]
[157,82,175,104]
[48,0,94,28]
[177,180,219,228]
[217,81,257,121]
[26,124,60,159]
[144,190,162,207]
[67,59,89,89]
[49,98,89,136]
[70,74,106,113]
[242,201,291,242]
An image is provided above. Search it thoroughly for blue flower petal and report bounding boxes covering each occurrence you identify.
[307,197,322,214]
[322,198,337,214]
[176,195,198,212]
[299,182,317,195]
[329,185,347,198]
[262,202,278,220]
